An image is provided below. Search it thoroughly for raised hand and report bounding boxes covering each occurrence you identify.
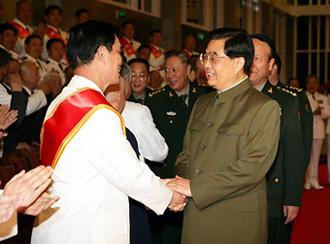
[0,105,18,138]
[21,192,59,216]
[4,166,53,208]
[0,194,22,224]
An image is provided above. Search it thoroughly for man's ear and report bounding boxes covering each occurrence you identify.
[268,57,275,72]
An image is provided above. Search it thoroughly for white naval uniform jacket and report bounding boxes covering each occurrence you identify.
[31,75,172,244]
[122,101,168,162]
[306,91,330,139]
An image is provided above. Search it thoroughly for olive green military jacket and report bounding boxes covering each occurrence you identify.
[176,79,280,244]
[146,81,208,178]
[278,82,313,170]
[262,82,305,218]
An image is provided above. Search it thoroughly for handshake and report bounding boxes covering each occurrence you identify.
[162,176,191,212]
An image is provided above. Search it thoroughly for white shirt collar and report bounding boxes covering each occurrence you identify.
[68,75,104,94]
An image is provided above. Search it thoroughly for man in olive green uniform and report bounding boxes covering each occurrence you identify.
[250,34,305,244]
[268,52,313,171]
[146,50,207,244]
[172,28,280,244]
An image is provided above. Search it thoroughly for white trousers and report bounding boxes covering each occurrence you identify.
[305,139,323,184]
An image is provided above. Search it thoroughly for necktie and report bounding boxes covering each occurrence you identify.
[58,63,64,72]
[180,94,188,107]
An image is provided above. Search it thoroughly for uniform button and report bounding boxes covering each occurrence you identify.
[194,168,201,174]
[170,120,173,124]
[200,144,206,150]
[274,178,280,183]
[207,120,214,127]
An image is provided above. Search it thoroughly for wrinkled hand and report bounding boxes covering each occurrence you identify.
[21,192,59,216]
[283,205,299,224]
[4,166,53,208]
[0,194,23,224]
[167,176,192,197]
[0,105,18,138]
[168,190,186,212]
[9,73,23,92]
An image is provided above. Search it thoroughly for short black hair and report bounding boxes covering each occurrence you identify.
[150,29,162,37]
[0,49,11,67]
[165,50,191,66]
[0,23,18,36]
[25,34,42,46]
[45,4,63,16]
[207,28,254,74]
[67,20,118,70]
[137,44,151,53]
[122,20,134,29]
[16,0,30,9]
[75,8,90,18]
[46,38,65,50]
[250,33,276,60]
[128,58,150,72]
[273,52,282,75]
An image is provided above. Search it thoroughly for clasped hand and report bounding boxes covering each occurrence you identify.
[161,176,191,212]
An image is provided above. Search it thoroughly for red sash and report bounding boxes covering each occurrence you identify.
[8,20,30,39]
[120,37,136,56]
[40,88,125,168]
[150,44,163,59]
[46,27,66,44]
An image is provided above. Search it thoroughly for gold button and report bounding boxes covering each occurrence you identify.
[194,169,201,174]
[274,178,280,183]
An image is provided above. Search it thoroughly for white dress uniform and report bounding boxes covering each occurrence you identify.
[0,45,19,60]
[121,37,141,62]
[306,91,330,187]
[0,191,18,241]
[31,76,172,244]
[149,44,165,71]
[42,25,67,60]
[20,53,48,82]
[0,82,47,116]
[122,101,168,162]
[9,18,33,56]
[45,57,68,85]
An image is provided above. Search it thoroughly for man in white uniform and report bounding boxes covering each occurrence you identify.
[31,20,184,244]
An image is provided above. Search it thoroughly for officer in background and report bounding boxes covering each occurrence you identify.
[146,50,207,244]
[268,52,313,172]
[249,33,305,244]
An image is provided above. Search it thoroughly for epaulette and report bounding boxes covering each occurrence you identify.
[148,88,166,97]
[278,86,297,96]
[285,84,303,93]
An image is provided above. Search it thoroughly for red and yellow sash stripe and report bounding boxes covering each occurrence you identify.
[8,20,30,39]
[119,37,136,56]
[40,88,125,168]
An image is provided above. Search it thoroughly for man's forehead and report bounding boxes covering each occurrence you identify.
[206,39,225,52]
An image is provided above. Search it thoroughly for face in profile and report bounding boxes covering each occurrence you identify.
[165,56,188,92]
